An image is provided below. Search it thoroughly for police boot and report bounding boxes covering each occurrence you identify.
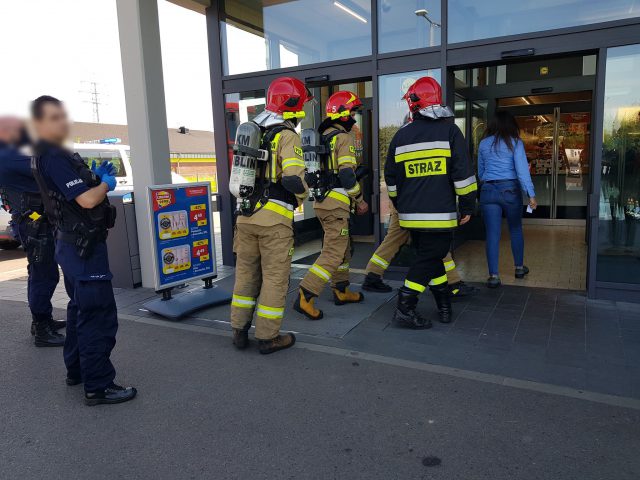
[362,272,393,293]
[33,316,65,347]
[85,383,137,406]
[332,281,364,305]
[258,333,296,355]
[393,288,431,329]
[30,318,66,336]
[430,284,453,324]
[294,288,323,320]
[232,325,250,350]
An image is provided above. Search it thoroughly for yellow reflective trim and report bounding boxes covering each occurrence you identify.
[444,260,456,272]
[282,158,305,169]
[395,148,451,163]
[257,304,284,314]
[270,132,282,178]
[232,295,256,309]
[404,279,426,293]
[256,304,284,319]
[283,111,306,119]
[337,263,349,272]
[370,254,389,269]
[455,183,478,196]
[388,190,397,198]
[347,183,361,196]
[326,190,350,205]
[309,264,331,281]
[256,309,284,319]
[329,135,339,170]
[258,200,294,220]
[28,211,42,221]
[398,219,458,229]
[337,155,357,166]
[329,110,351,120]
[232,301,255,309]
[232,294,255,302]
[429,274,448,286]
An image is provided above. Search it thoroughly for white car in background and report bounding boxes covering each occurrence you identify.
[74,143,188,190]
[0,208,20,249]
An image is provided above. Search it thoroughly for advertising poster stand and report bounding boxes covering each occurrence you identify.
[142,182,231,319]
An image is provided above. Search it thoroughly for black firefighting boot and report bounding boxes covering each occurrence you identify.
[332,281,364,305]
[392,287,431,329]
[33,315,65,347]
[430,284,453,324]
[31,318,66,336]
[294,288,323,320]
[362,272,393,293]
[232,324,250,350]
[259,333,296,355]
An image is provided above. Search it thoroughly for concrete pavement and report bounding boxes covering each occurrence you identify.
[2,299,640,480]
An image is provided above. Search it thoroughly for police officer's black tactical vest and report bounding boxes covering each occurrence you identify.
[31,149,116,237]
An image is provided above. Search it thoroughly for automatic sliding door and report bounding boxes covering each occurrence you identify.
[508,102,591,219]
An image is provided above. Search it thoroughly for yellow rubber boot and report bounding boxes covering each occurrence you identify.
[332,282,364,306]
[293,288,323,320]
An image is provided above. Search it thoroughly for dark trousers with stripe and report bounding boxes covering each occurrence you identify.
[405,231,452,292]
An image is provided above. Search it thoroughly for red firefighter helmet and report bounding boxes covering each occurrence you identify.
[266,76,312,119]
[326,90,363,121]
[402,77,442,113]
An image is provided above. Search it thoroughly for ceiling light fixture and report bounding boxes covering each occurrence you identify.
[334,1,368,24]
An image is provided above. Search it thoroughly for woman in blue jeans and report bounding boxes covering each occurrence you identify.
[478,110,537,288]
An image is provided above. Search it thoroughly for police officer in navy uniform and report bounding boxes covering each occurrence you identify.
[30,96,136,405]
[0,116,65,346]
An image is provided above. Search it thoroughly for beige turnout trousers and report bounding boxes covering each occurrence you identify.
[230,223,294,340]
[300,208,351,296]
[365,207,461,283]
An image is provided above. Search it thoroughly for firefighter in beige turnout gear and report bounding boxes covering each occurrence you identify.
[362,204,477,297]
[295,91,368,320]
[230,77,311,354]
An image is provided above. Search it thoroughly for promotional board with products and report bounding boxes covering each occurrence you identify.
[149,183,217,290]
[144,183,230,319]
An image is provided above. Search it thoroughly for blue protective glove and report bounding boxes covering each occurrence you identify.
[91,160,116,179]
[101,174,117,192]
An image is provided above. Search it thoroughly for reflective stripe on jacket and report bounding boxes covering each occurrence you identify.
[384,116,477,231]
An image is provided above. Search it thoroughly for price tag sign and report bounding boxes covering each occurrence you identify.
[148,183,216,290]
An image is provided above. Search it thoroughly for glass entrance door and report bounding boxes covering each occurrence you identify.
[502,100,592,219]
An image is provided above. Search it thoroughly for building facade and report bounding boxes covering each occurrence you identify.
[203,0,640,302]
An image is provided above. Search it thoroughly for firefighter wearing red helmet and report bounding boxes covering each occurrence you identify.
[230,76,311,354]
[384,76,477,329]
[294,91,368,320]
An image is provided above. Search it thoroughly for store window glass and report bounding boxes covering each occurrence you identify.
[448,0,640,44]
[378,69,441,229]
[378,0,441,53]
[221,0,371,75]
[597,44,640,284]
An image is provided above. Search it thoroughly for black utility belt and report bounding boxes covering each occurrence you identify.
[56,230,107,244]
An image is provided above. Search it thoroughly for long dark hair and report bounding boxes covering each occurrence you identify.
[483,110,520,152]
